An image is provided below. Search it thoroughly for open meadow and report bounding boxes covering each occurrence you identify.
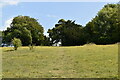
[1,44,118,78]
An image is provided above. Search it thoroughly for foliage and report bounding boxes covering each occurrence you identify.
[0,31,2,37]
[48,19,86,46]
[12,38,22,50]
[48,4,120,46]
[3,16,44,46]
[2,4,120,46]
[0,31,2,45]
[29,44,34,50]
[43,36,52,46]
[85,4,120,44]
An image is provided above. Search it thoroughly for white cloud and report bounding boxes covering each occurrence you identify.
[4,17,14,30]
[0,0,118,7]
[7,1,19,5]
[16,0,120,2]
[0,0,20,7]
[47,14,59,18]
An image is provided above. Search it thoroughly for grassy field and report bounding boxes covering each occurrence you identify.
[1,44,118,78]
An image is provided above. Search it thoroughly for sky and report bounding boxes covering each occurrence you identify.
[0,1,118,35]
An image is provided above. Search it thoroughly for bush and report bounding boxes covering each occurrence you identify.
[84,42,96,46]
[12,38,22,50]
[29,44,34,50]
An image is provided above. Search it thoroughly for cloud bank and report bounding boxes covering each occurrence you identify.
[0,0,20,7]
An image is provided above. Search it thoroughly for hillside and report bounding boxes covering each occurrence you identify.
[2,44,118,78]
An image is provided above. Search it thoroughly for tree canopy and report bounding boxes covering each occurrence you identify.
[85,4,120,44]
[48,19,86,46]
[3,16,44,46]
[48,4,120,46]
[2,4,120,46]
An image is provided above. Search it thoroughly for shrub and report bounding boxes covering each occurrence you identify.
[29,44,34,50]
[84,42,96,46]
[12,38,22,50]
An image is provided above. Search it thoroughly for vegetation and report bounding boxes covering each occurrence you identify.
[48,19,86,46]
[0,31,1,35]
[2,44,118,78]
[2,16,44,46]
[48,4,120,46]
[85,4,120,44]
[0,31,2,45]
[1,3,119,78]
[12,38,22,50]
[2,4,120,46]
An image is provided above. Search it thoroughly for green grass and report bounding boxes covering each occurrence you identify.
[1,44,118,78]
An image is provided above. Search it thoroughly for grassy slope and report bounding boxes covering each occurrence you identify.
[2,44,118,78]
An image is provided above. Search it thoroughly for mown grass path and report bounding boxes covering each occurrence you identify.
[1,44,118,78]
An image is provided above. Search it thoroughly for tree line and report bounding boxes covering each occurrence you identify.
[2,4,120,46]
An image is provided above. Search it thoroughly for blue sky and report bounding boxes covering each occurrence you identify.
[1,2,117,35]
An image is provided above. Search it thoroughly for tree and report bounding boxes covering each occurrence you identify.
[48,19,86,46]
[42,36,52,46]
[3,16,44,46]
[12,38,22,50]
[85,4,120,44]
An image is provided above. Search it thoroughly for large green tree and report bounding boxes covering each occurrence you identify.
[3,16,44,46]
[48,19,86,46]
[85,4,120,44]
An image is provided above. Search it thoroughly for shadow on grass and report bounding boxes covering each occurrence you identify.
[4,49,14,52]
